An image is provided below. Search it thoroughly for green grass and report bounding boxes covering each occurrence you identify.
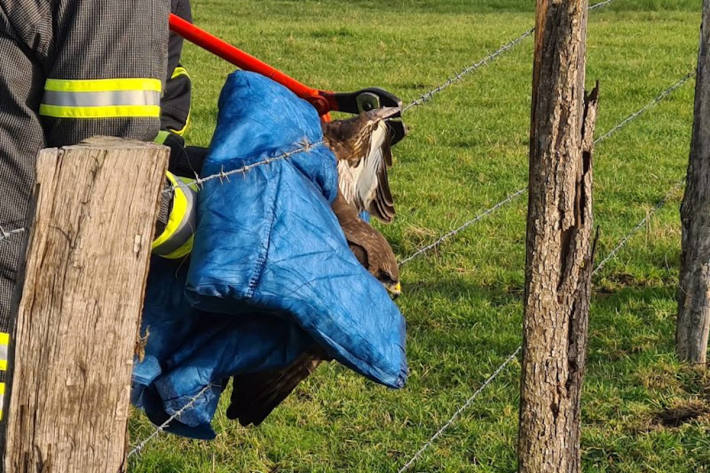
[128,1,706,471]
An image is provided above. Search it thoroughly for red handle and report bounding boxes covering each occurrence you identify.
[169,14,334,116]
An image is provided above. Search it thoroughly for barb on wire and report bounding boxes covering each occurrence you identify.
[162,139,323,195]
[594,72,694,144]
[127,384,213,459]
[593,179,685,275]
[0,226,26,244]
[398,189,526,267]
[402,0,616,113]
[399,70,693,267]
[397,347,521,473]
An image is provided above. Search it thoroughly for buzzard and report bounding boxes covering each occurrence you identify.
[226,192,400,426]
[322,107,400,223]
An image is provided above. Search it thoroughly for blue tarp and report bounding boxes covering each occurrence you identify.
[132,71,407,438]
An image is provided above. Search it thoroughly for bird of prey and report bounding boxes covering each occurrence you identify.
[226,191,400,427]
[322,106,400,223]
[331,190,400,297]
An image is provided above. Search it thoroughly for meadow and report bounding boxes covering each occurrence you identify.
[128,1,708,471]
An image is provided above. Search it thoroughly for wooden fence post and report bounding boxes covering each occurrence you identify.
[3,137,168,473]
[677,0,710,364]
[518,1,598,473]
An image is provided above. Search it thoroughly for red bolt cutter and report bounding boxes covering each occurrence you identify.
[169,14,406,145]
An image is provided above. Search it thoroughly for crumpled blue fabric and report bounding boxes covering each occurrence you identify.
[133,257,313,438]
[132,71,407,439]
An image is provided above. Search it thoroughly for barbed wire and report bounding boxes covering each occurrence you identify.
[127,384,213,459]
[0,226,26,244]
[398,189,526,266]
[402,28,534,113]
[398,71,694,267]
[162,139,323,195]
[588,0,616,10]
[593,72,694,144]
[593,178,685,274]
[402,0,616,114]
[396,175,685,472]
[397,346,521,473]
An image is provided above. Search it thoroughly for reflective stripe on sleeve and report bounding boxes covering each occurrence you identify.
[40,78,162,119]
[152,172,197,259]
[0,332,8,372]
[0,332,7,421]
[169,67,191,136]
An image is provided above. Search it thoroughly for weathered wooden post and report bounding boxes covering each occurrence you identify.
[677,0,710,365]
[4,137,168,472]
[518,1,598,472]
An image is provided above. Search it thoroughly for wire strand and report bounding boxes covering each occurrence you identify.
[593,179,685,274]
[161,139,323,195]
[396,347,522,473]
[396,176,685,473]
[398,189,526,266]
[402,0,617,114]
[593,72,694,144]
[398,71,694,267]
[127,384,213,459]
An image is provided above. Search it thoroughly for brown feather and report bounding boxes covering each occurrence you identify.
[332,191,399,283]
[323,107,399,223]
[228,348,327,426]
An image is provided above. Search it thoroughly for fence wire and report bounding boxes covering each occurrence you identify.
[399,71,694,267]
[593,179,685,274]
[396,346,522,473]
[396,175,686,473]
[402,0,616,114]
[163,139,322,195]
[127,384,214,459]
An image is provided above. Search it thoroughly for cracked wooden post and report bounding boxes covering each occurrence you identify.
[518,1,599,473]
[677,0,710,365]
[3,137,168,473]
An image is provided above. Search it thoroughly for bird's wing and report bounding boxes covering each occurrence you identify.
[337,159,363,211]
[355,120,395,223]
[227,352,324,427]
[368,128,395,223]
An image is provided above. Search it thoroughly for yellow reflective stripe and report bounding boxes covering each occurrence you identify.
[169,67,191,136]
[45,78,161,93]
[0,332,8,372]
[0,381,4,420]
[161,234,194,259]
[152,172,188,250]
[154,130,171,144]
[171,66,190,81]
[39,104,160,118]
[171,115,190,137]
[0,382,5,395]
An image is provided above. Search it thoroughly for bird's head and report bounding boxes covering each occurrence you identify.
[373,238,401,300]
[380,273,401,299]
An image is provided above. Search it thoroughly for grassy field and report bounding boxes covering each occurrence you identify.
[128,1,707,471]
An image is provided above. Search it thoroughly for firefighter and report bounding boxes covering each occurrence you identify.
[0,0,195,457]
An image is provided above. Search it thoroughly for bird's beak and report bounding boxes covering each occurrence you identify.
[387,281,402,299]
